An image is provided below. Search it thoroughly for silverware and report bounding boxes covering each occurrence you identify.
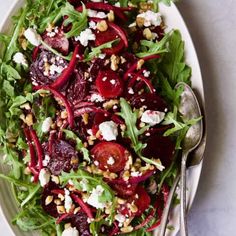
[158,82,205,236]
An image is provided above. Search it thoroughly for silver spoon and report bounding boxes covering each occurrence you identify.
[158,82,204,236]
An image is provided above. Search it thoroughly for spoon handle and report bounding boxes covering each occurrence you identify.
[159,173,180,236]
[180,151,189,236]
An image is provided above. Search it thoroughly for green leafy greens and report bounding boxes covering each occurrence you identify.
[118,98,165,171]
[62,129,90,162]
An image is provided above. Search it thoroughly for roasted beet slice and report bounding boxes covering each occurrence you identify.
[59,211,91,236]
[142,135,175,168]
[134,186,151,216]
[110,182,137,198]
[94,23,126,55]
[130,93,167,111]
[91,142,129,172]
[45,140,78,175]
[71,212,91,236]
[96,70,123,98]
[30,50,68,86]
[43,29,69,55]
[41,182,61,218]
[66,69,88,104]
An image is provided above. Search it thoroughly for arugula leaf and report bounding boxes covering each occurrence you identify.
[62,129,90,163]
[84,39,119,62]
[12,205,55,232]
[61,2,88,38]
[0,146,22,179]
[118,98,165,171]
[136,32,170,58]
[1,63,21,80]
[60,169,116,223]
[60,169,114,201]
[158,30,191,87]
[2,6,28,62]
[40,40,72,61]
[118,98,148,153]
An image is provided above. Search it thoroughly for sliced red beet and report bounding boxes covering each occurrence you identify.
[110,182,137,198]
[96,70,123,98]
[44,140,78,175]
[134,186,151,216]
[91,141,129,173]
[66,68,88,104]
[142,135,175,168]
[41,182,61,218]
[43,29,69,55]
[130,93,167,111]
[77,2,128,21]
[30,50,68,86]
[93,19,127,55]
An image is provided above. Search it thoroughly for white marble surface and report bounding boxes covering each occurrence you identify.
[1,0,236,236]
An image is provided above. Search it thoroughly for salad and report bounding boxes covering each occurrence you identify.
[0,0,199,235]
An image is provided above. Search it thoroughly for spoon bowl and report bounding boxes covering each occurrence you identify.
[178,82,203,236]
[158,82,204,236]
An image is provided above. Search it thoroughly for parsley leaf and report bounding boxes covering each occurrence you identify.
[62,129,90,163]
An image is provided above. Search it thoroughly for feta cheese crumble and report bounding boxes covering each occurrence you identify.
[64,189,73,212]
[89,21,97,30]
[80,179,89,192]
[107,156,115,165]
[99,121,118,141]
[62,227,79,236]
[13,52,28,67]
[42,155,50,167]
[128,87,134,94]
[49,64,64,75]
[141,110,165,126]
[87,185,106,209]
[24,28,42,46]
[137,10,162,27]
[39,168,51,187]
[75,29,95,47]
[41,117,53,133]
[115,213,126,226]
[90,93,104,103]
[87,9,107,19]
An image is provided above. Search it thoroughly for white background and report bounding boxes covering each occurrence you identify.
[0,0,236,236]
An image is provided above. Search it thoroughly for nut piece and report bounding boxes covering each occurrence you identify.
[25,113,34,126]
[58,193,65,201]
[122,170,130,181]
[143,28,153,40]
[103,99,119,110]
[110,54,120,71]
[107,10,115,22]
[61,110,68,119]
[137,59,145,70]
[136,17,145,27]
[74,207,81,214]
[120,226,134,233]
[54,199,62,205]
[82,113,89,125]
[97,20,108,32]
[57,205,66,214]
[20,102,31,110]
[45,195,53,205]
[51,175,60,184]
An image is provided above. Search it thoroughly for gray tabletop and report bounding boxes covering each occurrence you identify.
[1,0,236,236]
